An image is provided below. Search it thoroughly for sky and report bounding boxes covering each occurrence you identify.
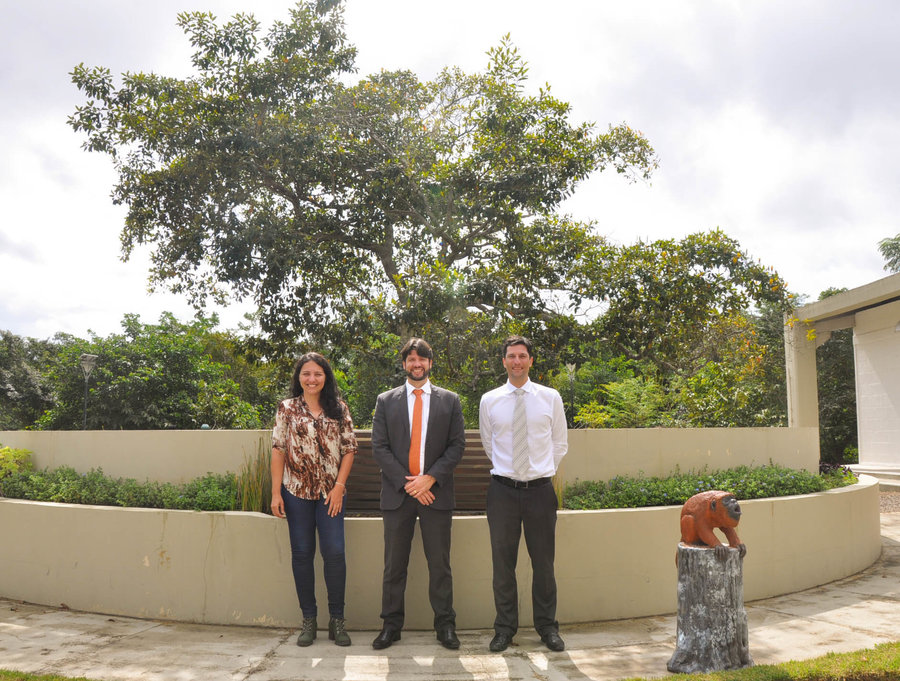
[2,0,899,341]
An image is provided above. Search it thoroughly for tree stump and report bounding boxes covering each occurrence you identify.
[667,544,753,674]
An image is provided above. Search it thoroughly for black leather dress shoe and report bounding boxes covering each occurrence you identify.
[540,631,565,652]
[436,626,460,650]
[372,628,401,650]
[489,632,512,652]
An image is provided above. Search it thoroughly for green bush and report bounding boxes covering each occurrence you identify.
[114,478,165,508]
[175,473,238,511]
[1,462,858,513]
[0,444,33,480]
[0,467,238,512]
[563,464,857,510]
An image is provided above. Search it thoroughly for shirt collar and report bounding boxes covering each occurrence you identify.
[406,380,432,396]
[504,379,533,394]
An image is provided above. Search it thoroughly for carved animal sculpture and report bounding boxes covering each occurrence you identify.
[679,490,747,560]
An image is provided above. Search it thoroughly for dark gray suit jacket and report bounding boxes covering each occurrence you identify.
[371,383,465,511]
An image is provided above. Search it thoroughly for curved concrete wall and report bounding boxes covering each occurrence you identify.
[0,476,880,629]
[0,426,820,485]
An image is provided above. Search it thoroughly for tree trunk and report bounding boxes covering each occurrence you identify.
[667,544,753,674]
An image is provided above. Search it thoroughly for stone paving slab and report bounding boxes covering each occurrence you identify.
[2,514,899,681]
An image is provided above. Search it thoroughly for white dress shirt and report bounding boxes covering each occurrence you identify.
[406,380,431,474]
[479,379,568,480]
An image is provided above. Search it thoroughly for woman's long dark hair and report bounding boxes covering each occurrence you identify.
[290,352,344,420]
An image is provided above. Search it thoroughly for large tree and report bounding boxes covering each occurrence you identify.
[68,1,656,350]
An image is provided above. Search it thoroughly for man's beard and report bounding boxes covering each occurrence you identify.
[406,367,431,381]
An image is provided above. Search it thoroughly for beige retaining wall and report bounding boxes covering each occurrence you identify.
[0,475,880,629]
[0,426,820,485]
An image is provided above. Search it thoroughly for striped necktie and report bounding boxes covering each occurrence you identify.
[512,388,530,479]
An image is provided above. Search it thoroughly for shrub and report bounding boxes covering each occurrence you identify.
[0,445,32,480]
[562,464,857,510]
[2,462,859,514]
[156,474,237,511]
[115,478,165,508]
[0,467,237,512]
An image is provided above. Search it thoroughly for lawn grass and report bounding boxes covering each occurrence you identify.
[2,641,899,681]
[630,641,900,680]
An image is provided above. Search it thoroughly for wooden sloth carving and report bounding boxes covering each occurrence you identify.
[679,490,747,560]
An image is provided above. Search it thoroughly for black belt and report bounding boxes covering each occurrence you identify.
[492,475,551,489]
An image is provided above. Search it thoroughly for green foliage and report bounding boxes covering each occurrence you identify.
[817,326,857,465]
[813,289,858,466]
[842,445,860,465]
[0,669,104,681]
[661,641,900,680]
[336,317,402,427]
[879,233,900,273]
[194,378,266,429]
[68,2,656,358]
[174,474,238,511]
[0,467,237,512]
[671,310,786,428]
[0,445,32,480]
[547,303,789,430]
[575,376,670,428]
[64,1,801,429]
[0,331,55,429]
[582,230,789,375]
[199,325,290,426]
[236,438,272,514]
[743,299,789,423]
[548,354,642,426]
[113,478,167,509]
[30,313,272,430]
[540,234,792,430]
[562,464,855,510]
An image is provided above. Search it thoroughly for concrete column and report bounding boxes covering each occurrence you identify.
[784,314,819,429]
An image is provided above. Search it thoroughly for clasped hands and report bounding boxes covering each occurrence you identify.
[404,474,436,505]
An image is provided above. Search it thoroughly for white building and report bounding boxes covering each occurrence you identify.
[785,272,900,487]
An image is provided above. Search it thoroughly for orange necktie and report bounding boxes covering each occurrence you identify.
[409,388,423,476]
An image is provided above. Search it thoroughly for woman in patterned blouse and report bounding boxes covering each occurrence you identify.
[271,352,357,647]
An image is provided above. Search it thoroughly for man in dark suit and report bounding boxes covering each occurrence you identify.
[371,337,466,650]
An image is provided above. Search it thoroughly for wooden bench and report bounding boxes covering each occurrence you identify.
[345,430,492,515]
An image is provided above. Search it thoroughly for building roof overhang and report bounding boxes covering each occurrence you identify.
[794,272,900,336]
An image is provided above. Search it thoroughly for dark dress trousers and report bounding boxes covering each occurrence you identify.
[371,384,465,630]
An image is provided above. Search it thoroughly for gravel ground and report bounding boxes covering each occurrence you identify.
[880,491,900,512]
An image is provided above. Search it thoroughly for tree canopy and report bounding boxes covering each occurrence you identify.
[32,314,280,430]
[0,331,54,430]
[879,234,900,273]
[69,1,657,349]
[64,1,796,433]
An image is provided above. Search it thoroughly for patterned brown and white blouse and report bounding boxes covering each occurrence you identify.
[272,396,358,500]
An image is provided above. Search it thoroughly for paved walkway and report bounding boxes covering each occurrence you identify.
[2,513,899,681]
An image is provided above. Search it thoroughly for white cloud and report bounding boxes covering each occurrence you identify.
[2,0,898,339]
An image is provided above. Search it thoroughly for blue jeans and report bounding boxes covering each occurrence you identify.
[281,485,346,619]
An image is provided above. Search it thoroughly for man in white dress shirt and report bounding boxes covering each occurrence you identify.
[479,335,568,653]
